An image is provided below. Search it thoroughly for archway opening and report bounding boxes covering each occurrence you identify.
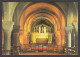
[18,2,66,53]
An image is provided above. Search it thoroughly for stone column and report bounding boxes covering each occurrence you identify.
[75,30,78,55]
[68,31,71,47]
[73,22,78,55]
[2,21,14,55]
[12,25,20,55]
[65,26,73,54]
[65,26,73,47]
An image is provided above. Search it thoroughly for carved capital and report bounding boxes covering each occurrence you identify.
[65,26,73,33]
[2,21,14,33]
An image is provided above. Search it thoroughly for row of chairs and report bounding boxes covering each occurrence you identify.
[64,47,76,55]
[23,44,59,52]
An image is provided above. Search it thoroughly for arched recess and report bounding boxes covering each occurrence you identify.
[23,14,60,45]
[19,2,66,50]
[23,13,65,48]
[13,2,66,51]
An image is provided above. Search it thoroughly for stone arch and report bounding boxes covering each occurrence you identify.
[22,9,61,30]
[13,2,67,26]
[20,2,66,29]
[12,2,66,51]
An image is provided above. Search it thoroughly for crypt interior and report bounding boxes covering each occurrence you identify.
[2,2,78,55]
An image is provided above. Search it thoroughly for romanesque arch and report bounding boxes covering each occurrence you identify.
[12,2,66,51]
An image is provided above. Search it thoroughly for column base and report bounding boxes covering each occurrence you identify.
[2,50,11,55]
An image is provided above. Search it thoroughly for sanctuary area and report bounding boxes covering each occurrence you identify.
[2,2,78,55]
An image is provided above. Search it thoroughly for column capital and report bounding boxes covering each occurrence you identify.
[65,26,73,33]
[2,21,14,55]
[73,22,78,32]
[2,21,14,31]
